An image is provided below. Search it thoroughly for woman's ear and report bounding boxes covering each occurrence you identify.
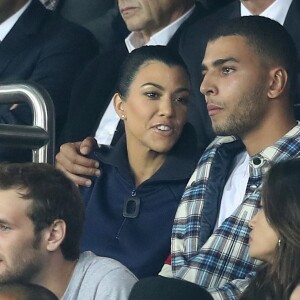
[113,93,127,120]
[113,93,124,119]
[268,67,288,99]
[45,219,66,252]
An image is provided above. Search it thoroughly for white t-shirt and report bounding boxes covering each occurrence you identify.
[215,151,249,229]
[62,251,137,300]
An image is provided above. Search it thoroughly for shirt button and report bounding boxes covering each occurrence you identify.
[253,157,262,166]
[250,184,258,191]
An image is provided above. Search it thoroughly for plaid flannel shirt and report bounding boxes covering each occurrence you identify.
[40,0,59,10]
[172,123,300,300]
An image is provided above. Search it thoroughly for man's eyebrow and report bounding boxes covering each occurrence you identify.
[201,57,239,71]
[0,218,10,224]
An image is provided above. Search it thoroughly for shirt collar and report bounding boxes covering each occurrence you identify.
[210,122,300,165]
[253,122,300,164]
[241,0,293,25]
[125,5,195,53]
[93,123,198,183]
[0,0,31,42]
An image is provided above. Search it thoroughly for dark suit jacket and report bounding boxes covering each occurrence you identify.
[0,0,98,154]
[178,0,300,149]
[59,3,209,148]
[57,0,129,55]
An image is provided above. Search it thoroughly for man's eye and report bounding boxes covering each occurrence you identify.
[222,67,234,75]
[0,224,10,231]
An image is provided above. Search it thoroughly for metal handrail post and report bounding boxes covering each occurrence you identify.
[0,82,55,164]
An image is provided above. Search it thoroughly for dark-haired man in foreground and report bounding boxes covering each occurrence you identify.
[0,163,137,299]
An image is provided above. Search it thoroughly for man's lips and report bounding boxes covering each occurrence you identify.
[121,6,137,15]
[207,103,223,116]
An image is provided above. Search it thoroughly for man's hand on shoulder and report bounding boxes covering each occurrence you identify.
[56,137,100,187]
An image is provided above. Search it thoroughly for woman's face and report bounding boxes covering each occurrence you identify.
[116,61,190,154]
[248,201,279,262]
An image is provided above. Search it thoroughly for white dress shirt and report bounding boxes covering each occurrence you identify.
[94,6,195,145]
[241,0,293,25]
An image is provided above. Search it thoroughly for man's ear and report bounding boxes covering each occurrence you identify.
[45,219,66,252]
[268,67,288,99]
[113,93,126,120]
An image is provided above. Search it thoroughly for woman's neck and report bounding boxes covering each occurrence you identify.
[127,144,167,187]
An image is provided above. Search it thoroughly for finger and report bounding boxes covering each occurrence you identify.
[56,161,92,187]
[80,137,98,155]
[56,150,100,177]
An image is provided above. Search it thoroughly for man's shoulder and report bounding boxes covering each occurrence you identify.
[179,1,240,45]
[63,252,137,300]
[76,251,136,278]
[21,0,98,48]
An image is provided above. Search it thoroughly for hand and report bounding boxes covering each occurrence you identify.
[56,137,100,187]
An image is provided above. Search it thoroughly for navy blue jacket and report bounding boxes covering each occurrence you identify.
[80,124,199,278]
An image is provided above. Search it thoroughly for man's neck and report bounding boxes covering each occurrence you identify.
[0,0,29,24]
[141,3,194,43]
[240,0,276,15]
[242,109,296,156]
[34,258,77,299]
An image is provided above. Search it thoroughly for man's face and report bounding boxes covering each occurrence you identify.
[0,189,46,284]
[118,0,187,38]
[200,35,270,138]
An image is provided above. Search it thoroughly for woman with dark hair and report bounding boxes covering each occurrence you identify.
[241,159,300,300]
[79,45,199,279]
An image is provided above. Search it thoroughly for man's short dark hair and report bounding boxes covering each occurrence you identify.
[0,163,85,261]
[208,16,298,102]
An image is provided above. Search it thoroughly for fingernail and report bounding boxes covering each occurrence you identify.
[85,180,92,187]
[81,146,90,155]
[94,161,99,168]
[95,170,100,177]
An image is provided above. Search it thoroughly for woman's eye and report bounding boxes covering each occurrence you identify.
[174,97,189,105]
[145,92,159,99]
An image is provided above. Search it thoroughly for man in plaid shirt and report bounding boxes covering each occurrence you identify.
[172,16,300,299]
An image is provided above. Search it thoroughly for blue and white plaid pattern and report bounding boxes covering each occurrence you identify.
[172,123,300,299]
[40,0,59,10]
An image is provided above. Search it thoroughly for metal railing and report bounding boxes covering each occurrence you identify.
[0,82,55,164]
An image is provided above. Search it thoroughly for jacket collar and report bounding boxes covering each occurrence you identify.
[93,123,199,183]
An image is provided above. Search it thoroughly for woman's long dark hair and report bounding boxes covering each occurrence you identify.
[240,159,300,300]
